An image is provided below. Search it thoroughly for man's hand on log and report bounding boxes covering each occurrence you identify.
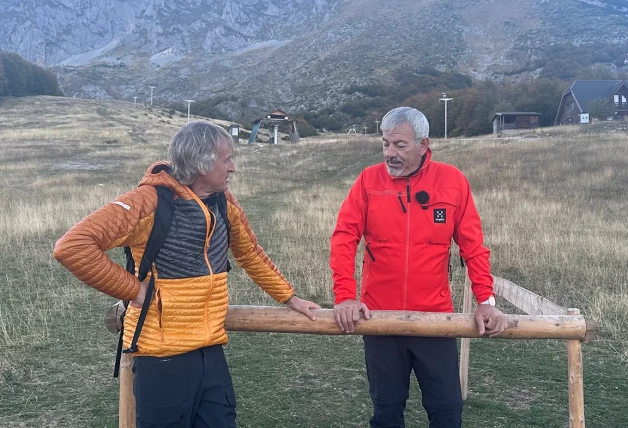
[334,299,371,333]
[475,305,507,337]
[285,296,321,321]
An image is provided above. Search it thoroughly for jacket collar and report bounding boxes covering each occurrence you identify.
[388,148,432,180]
[139,161,190,197]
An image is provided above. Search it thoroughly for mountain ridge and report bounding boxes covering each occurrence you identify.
[2,0,628,120]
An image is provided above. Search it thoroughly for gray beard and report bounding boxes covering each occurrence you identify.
[386,164,403,176]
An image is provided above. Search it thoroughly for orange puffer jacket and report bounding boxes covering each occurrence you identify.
[54,162,294,357]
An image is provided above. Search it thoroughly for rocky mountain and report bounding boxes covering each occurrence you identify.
[2,0,628,120]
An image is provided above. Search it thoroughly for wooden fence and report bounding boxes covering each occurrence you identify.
[459,273,596,428]
[118,275,597,428]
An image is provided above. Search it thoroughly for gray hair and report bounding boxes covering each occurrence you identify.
[380,107,430,142]
[168,121,233,186]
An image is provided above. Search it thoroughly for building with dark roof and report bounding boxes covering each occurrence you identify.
[554,80,628,125]
[491,112,541,134]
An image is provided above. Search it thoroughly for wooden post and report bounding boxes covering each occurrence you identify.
[567,308,585,428]
[119,353,136,428]
[459,271,473,400]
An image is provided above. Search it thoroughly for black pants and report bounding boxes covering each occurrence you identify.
[133,345,236,428]
[363,336,463,428]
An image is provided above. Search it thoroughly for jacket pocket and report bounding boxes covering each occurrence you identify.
[156,288,163,329]
[428,241,450,246]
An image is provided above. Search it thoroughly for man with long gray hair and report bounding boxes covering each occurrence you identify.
[55,120,320,427]
[330,107,506,427]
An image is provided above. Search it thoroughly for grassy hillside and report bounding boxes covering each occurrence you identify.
[0,96,626,427]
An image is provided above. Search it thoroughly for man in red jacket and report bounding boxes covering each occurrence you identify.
[330,107,506,427]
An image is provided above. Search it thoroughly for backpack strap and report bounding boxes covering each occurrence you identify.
[113,186,175,377]
[114,248,134,377]
[123,275,156,355]
[136,186,175,282]
[113,329,125,378]
[125,186,175,354]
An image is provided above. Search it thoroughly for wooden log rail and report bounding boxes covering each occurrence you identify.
[224,306,593,340]
[120,304,597,428]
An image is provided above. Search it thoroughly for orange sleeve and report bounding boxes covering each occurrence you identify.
[53,186,157,301]
[225,191,294,303]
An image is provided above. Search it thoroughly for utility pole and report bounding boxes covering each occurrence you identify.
[149,86,156,105]
[184,100,195,123]
[375,119,380,134]
[439,92,453,139]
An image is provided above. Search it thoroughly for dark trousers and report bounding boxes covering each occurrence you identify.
[132,345,236,428]
[363,336,463,428]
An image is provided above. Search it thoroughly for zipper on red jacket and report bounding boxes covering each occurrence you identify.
[448,250,452,283]
[365,242,375,261]
[396,193,407,213]
[403,177,411,309]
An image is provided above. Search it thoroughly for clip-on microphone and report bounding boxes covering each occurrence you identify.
[415,191,430,210]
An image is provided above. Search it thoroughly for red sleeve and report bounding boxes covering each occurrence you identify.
[330,172,368,304]
[452,174,494,304]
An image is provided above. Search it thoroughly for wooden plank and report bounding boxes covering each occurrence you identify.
[493,276,567,315]
[459,271,473,400]
[567,308,586,428]
[224,306,591,340]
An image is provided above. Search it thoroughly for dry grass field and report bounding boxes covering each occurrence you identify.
[0,96,627,427]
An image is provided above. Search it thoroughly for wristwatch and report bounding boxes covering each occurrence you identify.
[480,295,496,306]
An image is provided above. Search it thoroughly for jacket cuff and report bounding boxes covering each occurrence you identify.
[334,294,356,305]
[479,295,496,306]
[474,291,494,305]
[278,290,295,304]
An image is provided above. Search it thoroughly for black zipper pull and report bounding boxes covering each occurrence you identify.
[448,251,452,283]
[366,244,376,262]
[397,194,407,213]
[406,180,411,203]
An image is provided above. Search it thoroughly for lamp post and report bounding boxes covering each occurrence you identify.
[149,86,156,105]
[375,119,380,134]
[439,92,453,139]
[184,100,195,123]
